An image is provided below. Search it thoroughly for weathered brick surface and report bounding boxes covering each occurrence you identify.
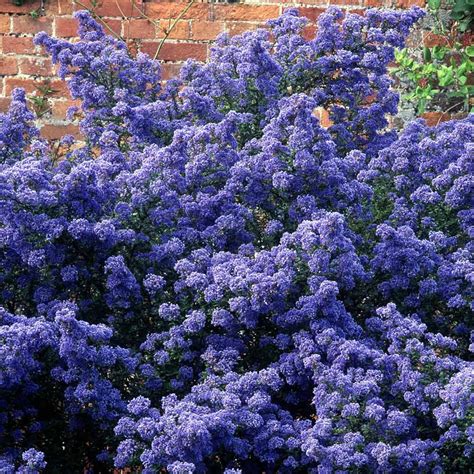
[0,0,42,14]
[140,41,207,61]
[146,2,210,21]
[297,7,325,21]
[0,0,425,141]
[73,0,143,18]
[191,20,224,41]
[19,57,53,76]
[4,77,38,94]
[13,16,53,34]
[41,123,80,139]
[55,16,79,37]
[51,97,80,118]
[126,18,157,39]
[0,96,11,112]
[0,55,17,74]
[226,21,264,36]
[157,19,190,39]
[2,35,35,54]
[214,4,280,20]
[0,14,9,33]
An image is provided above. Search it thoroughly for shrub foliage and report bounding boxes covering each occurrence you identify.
[0,7,473,473]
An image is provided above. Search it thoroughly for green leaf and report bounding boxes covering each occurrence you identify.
[453,0,467,9]
[466,46,474,57]
[418,99,427,114]
[423,47,432,61]
[428,0,441,8]
[438,67,454,86]
[451,11,465,19]
[432,46,447,60]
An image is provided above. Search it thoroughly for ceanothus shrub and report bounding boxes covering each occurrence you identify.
[0,6,472,473]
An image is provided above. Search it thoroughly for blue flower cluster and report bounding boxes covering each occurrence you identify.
[1,6,472,473]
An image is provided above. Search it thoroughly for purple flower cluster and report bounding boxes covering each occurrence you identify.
[1,6,473,472]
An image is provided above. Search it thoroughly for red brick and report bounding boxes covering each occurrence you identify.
[191,21,224,41]
[100,19,122,37]
[394,0,425,6]
[314,107,333,128]
[125,19,156,39]
[19,57,53,76]
[141,41,207,62]
[0,15,10,34]
[58,0,74,15]
[146,2,209,20]
[41,123,81,140]
[423,31,471,48]
[421,111,451,127]
[74,0,143,18]
[51,98,81,119]
[215,5,279,21]
[302,25,317,41]
[5,78,69,98]
[55,17,78,38]
[66,17,121,38]
[0,56,18,75]
[5,77,38,95]
[47,79,70,98]
[349,8,366,15]
[298,7,326,22]
[160,62,181,81]
[0,0,42,14]
[278,0,325,3]
[58,16,121,38]
[12,16,53,35]
[330,0,363,5]
[44,0,60,15]
[365,0,388,6]
[139,40,170,59]
[227,22,263,37]
[158,20,190,40]
[126,39,140,57]
[0,97,11,113]
[2,36,36,54]
[423,33,449,48]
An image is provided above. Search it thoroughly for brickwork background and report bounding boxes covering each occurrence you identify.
[0,0,425,139]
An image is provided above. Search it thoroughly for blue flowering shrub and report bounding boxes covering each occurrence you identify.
[0,6,473,473]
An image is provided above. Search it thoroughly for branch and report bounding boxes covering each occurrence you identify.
[73,0,125,41]
[154,0,196,60]
[435,101,465,126]
[115,0,128,20]
[115,0,129,39]
[131,0,159,26]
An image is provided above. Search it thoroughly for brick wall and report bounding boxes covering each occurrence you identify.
[0,0,425,139]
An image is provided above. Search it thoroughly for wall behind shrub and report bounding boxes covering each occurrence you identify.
[0,0,425,138]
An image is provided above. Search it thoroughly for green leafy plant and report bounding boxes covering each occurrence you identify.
[450,0,474,32]
[11,0,46,16]
[28,80,58,118]
[30,8,41,18]
[392,0,474,116]
[393,45,473,114]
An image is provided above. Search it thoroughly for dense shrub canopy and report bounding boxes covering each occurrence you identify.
[0,7,473,473]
